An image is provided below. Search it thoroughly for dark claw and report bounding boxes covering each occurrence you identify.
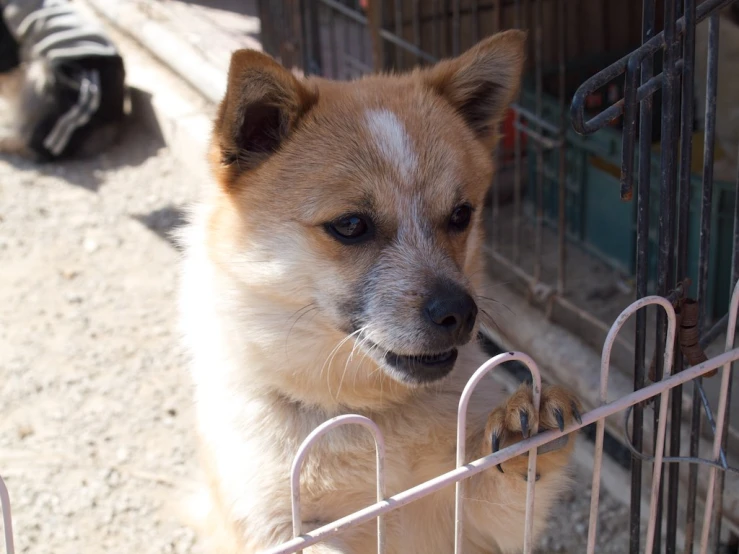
[492,432,504,473]
[554,408,565,432]
[523,473,541,482]
[519,410,530,439]
[572,402,582,425]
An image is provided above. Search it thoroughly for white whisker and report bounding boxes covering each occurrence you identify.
[320,328,363,400]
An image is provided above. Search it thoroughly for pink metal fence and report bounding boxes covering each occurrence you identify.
[0,475,13,554]
[1,282,738,554]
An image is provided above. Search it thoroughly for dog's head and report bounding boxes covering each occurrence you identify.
[208,32,525,387]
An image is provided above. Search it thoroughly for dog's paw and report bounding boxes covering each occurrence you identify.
[484,383,582,479]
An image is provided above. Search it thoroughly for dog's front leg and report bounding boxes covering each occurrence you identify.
[464,383,581,553]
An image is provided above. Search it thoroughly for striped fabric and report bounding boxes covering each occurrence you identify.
[1,0,118,62]
[42,67,100,155]
[0,0,122,158]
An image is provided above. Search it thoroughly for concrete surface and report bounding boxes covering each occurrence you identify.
[0,106,204,554]
[83,0,261,104]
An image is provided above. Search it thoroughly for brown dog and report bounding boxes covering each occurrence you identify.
[178,30,581,553]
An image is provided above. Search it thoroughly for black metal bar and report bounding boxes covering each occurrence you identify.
[493,0,502,33]
[344,5,353,78]
[698,13,721,344]
[556,0,566,295]
[327,5,339,78]
[522,0,531,64]
[432,0,441,59]
[735,151,739,314]
[515,0,523,29]
[471,0,479,43]
[492,147,500,248]
[512,0,523,265]
[602,0,611,54]
[674,0,699,549]
[394,0,403,69]
[620,57,640,202]
[689,10,721,554]
[575,0,583,60]
[301,0,324,76]
[631,0,656,543]
[357,0,368,71]
[574,56,685,139]
[452,0,460,56]
[656,0,682,548]
[533,0,544,283]
[412,0,421,64]
[570,0,735,136]
[490,1,502,249]
[665,0,696,549]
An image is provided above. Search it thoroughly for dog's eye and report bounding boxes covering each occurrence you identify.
[326,214,374,244]
[449,204,473,232]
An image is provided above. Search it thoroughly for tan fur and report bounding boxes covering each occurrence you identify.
[179,30,580,554]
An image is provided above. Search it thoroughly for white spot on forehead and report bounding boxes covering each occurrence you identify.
[397,195,431,248]
[365,109,418,181]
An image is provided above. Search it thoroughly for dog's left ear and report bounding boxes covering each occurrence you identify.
[422,30,526,146]
[212,49,317,184]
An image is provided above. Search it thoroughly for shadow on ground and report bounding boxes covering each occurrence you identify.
[132,205,187,250]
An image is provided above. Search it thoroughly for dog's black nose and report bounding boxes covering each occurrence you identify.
[423,282,478,342]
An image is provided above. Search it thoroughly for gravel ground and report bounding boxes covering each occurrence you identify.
[0,59,631,554]
[0,121,202,554]
[540,474,631,553]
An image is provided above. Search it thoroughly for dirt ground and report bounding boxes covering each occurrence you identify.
[0,52,632,554]
[0,122,203,554]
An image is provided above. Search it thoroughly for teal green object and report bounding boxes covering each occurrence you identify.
[519,86,735,322]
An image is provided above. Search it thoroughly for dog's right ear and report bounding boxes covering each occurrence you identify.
[212,50,317,184]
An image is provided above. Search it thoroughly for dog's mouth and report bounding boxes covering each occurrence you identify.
[382,348,459,384]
